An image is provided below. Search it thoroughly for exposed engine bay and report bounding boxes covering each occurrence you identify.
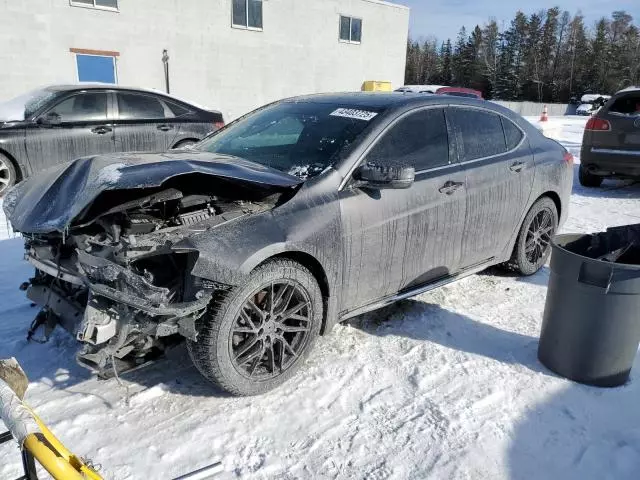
[18,180,285,377]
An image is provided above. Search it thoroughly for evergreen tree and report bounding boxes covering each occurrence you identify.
[452,27,468,84]
[403,9,638,102]
[481,20,500,98]
[441,40,453,84]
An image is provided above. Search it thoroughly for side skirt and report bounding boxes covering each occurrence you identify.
[338,259,495,321]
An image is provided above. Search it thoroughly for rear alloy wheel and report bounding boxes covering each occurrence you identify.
[0,153,17,197]
[509,197,558,276]
[187,259,322,396]
[578,165,603,187]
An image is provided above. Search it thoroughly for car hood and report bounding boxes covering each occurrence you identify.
[4,151,302,234]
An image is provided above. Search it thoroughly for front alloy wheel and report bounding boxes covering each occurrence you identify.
[188,259,322,396]
[231,281,313,380]
[0,153,16,196]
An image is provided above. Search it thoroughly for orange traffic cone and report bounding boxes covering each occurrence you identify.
[540,105,549,122]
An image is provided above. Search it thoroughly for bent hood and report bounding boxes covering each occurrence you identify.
[4,151,302,234]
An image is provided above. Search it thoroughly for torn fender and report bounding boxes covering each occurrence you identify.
[174,210,293,285]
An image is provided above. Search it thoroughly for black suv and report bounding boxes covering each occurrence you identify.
[0,85,224,194]
[580,87,640,186]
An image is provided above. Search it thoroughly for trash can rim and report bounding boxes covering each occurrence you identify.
[552,233,640,271]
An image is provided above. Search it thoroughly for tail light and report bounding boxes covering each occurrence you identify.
[213,121,225,130]
[563,152,574,164]
[585,117,611,131]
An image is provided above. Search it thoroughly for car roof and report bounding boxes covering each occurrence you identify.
[615,86,640,95]
[281,92,490,110]
[46,83,160,93]
[43,83,214,111]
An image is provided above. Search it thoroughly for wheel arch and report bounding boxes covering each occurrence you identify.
[500,190,563,264]
[537,190,562,219]
[0,148,24,182]
[172,138,200,149]
[250,249,332,335]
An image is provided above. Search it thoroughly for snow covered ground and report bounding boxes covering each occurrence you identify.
[1,116,640,479]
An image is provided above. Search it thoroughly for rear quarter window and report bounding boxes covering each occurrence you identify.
[501,117,524,150]
[166,101,192,117]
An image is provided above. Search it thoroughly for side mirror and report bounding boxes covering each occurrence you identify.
[353,163,415,190]
[38,112,62,126]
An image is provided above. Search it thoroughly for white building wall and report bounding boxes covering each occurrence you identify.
[0,0,409,120]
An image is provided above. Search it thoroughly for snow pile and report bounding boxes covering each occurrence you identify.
[524,115,587,145]
[0,199,17,240]
[1,118,640,479]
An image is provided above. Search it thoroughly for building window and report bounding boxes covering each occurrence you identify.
[339,15,362,44]
[71,49,119,83]
[232,0,263,30]
[70,0,118,10]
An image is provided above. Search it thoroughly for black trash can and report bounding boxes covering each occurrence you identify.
[538,224,640,387]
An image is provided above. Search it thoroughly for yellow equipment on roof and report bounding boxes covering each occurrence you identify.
[361,81,393,92]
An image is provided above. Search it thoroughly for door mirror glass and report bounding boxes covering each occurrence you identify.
[353,163,415,189]
[39,112,62,126]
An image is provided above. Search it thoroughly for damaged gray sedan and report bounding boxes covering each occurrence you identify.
[4,93,572,395]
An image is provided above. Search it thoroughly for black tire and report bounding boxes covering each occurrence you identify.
[187,259,322,396]
[0,152,17,197]
[578,165,603,187]
[509,197,558,276]
[172,139,197,150]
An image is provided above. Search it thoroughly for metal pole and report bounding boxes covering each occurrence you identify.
[162,49,170,94]
[172,462,224,480]
[20,449,38,480]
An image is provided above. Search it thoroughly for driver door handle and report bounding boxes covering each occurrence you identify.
[439,181,464,195]
[509,161,525,173]
[157,124,173,132]
[91,126,112,135]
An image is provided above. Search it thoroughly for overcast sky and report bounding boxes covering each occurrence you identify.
[398,0,640,43]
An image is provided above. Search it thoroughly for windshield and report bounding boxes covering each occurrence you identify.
[197,101,383,179]
[0,87,58,122]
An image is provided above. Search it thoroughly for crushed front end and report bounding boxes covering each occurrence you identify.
[22,190,265,376]
[5,154,301,378]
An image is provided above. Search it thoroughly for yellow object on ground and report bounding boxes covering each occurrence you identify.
[0,357,103,480]
[361,80,393,92]
[30,410,102,479]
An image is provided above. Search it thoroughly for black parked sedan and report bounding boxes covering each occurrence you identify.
[6,93,572,395]
[0,84,224,194]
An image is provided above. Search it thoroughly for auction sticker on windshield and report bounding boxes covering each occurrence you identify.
[330,108,378,121]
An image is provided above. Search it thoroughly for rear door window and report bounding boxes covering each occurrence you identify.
[117,93,166,120]
[48,92,108,123]
[449,108,507,161]
[366,108,450,171]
